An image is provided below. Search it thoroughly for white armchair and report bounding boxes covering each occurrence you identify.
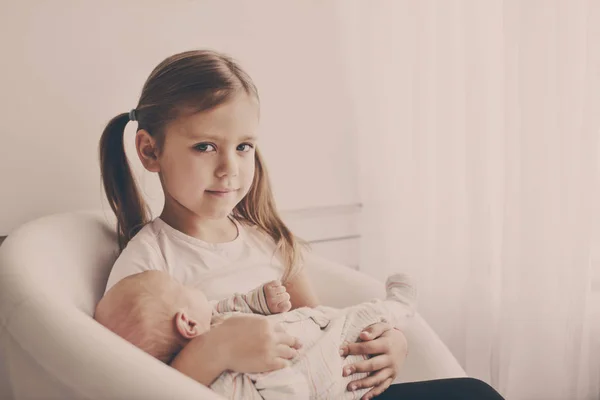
[0,211,466,400]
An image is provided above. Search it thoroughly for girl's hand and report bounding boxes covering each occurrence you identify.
[264,280,292,313]
[218,314,301,373]
[339,322,408,400]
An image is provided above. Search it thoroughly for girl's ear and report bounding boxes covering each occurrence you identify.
[135,129,161,173]
[174,310,201,339]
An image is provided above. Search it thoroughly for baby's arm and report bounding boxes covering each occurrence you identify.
[211,281,292,316]
[211,286,270,315]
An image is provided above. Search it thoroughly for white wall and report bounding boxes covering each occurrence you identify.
[0,1,360,235]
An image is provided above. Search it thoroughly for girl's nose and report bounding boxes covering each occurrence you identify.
[215,151,238,178]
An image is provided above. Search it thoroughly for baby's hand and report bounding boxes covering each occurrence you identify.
[264,280,292,314]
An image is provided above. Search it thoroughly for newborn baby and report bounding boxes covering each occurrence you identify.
[94,271,416,399]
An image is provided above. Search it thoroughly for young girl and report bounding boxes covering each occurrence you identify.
[98,49,503,400]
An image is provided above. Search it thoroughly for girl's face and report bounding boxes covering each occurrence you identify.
[154,92,260,222]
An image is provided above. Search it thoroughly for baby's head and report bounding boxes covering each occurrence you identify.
[94,271,212,363]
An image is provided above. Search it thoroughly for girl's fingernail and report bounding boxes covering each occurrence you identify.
[344,368,351,376]
[339,348,345,356]
[350,384,357,391]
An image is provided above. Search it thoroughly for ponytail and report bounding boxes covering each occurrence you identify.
[99,113,150,251]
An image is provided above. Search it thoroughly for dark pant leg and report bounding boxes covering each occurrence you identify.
[374,378,505,400]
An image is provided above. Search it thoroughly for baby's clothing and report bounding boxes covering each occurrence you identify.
[210,281,272,317]
[209,274,416,400]
[105,217,287,301]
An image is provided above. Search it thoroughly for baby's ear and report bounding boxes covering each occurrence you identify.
[174,311,201,339]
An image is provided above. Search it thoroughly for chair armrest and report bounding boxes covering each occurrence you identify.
[398,313,467,383]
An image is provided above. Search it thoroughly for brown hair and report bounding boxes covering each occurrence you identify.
[99,50,306,281]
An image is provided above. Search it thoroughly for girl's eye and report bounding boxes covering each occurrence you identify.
[194,143,216,152]
[237,143,254,152]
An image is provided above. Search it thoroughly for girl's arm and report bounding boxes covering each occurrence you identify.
[171,314,302,386]
[170,328,226,386]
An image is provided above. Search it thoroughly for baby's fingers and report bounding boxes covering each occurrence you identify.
[274,292,291,303]
[269,292,291,313]
[265,280,286,292]
[275,300,292,313]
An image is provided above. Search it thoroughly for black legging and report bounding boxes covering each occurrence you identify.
[375,378,505,399]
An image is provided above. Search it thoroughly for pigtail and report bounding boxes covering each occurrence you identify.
[99,113,150,251]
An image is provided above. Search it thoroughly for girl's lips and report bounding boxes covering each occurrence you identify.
[206,189,238,197]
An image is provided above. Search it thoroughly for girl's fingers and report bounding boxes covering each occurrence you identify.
[267,357,289,371]
[343,354,392,376]
[342,337,390,356]
[291,335,303,349]
[347,368,393,392]
[359,322,392,341]
[275,330,302,349]
[361,377,394,400]
[275,344,298,360]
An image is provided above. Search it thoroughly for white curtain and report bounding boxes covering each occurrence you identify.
[333,1,600,399]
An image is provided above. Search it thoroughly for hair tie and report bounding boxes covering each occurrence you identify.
[128,109,137,122]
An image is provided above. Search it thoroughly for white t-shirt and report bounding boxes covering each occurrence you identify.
[104,217,286,301]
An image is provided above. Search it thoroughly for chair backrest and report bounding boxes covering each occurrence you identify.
[0,210,119,320]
